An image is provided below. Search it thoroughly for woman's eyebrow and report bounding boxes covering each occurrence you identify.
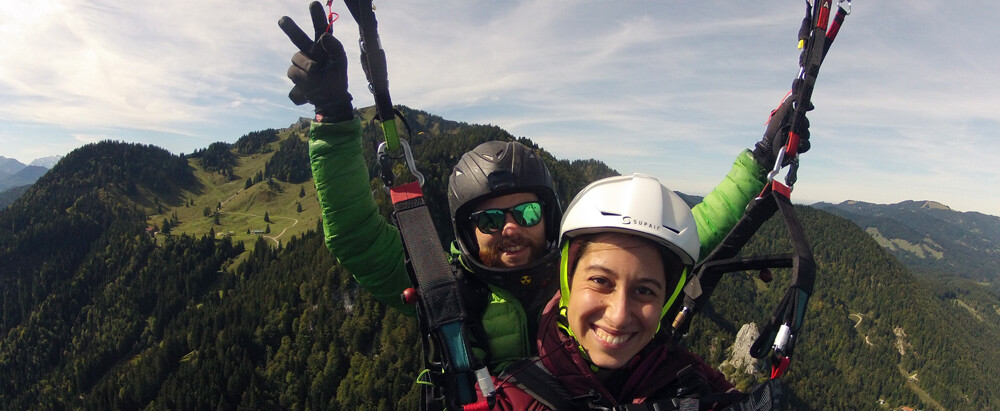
[580,264,615,276]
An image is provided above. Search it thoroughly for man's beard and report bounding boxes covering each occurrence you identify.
[478,236,545,268]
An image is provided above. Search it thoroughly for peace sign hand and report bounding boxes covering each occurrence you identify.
[279,1,354,122]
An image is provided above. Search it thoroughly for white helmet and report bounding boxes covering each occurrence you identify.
[558,173,699,324]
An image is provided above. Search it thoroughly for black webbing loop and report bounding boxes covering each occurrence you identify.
[677,191,815,372]
[747,193,815,361]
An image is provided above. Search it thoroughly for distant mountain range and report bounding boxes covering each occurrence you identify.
[28,155,63,168]
[0,155,61,207]
[814,200,1000,281]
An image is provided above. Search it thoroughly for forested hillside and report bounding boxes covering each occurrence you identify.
[0,184,31,209]
[2,108,997,409]
[813,200,1000,351]
[685,206,1000,410]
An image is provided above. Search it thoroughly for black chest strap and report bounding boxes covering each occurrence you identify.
[505,358,774,411]
[390,182,492,409]
[613,379,781,411]
[502,358,578,411]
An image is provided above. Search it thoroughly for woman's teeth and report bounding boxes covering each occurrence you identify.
[594,328,630,346]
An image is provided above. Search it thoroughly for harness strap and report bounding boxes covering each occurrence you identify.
[678,191,815,377]
[682,191,789,311]
[343,0,401,151]
[506,359,746,411]
[390,182,491,409]
[337,4,489,407]
[612,369,781,411]
[822,3,850,59]
[503,358,577,411]
[747,193,815,364]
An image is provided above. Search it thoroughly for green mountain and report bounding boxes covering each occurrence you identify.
[687,205,1000,410]
[0,184,31,209]
[2,107,997,410]
[811,199,1000,371]
[814,200,1000,281]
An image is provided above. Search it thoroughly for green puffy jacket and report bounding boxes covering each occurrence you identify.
[309,118,766,372]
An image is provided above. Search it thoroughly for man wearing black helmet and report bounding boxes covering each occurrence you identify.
[447,141,564,313]
[280,2,807,374]
[443,141,566,368]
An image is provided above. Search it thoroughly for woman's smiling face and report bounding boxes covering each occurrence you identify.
[566,233,667,369]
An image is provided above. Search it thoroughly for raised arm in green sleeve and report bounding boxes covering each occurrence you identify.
[691,149,768,260]
[309,119,415,315]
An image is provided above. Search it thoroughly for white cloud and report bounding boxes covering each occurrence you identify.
[1,0,999,215]
[73,134,108,144]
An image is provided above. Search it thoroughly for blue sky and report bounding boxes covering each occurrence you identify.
[2,1,999,216]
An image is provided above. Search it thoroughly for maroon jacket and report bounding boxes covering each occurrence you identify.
[483,294,736,410]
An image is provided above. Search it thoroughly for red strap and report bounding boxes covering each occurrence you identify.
[462,401,490,411]
[785,131,802,158]
[771,181,792,198]
[771,356,791,379]
[816,0,832,30]
[389,181,423,204]
[827,7,846,41]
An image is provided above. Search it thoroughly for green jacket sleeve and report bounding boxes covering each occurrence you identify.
[309,119,415,315]
[691,149,768,261]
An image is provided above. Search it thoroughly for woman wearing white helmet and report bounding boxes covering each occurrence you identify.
[483,174,738,410]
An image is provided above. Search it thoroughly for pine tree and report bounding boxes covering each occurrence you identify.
[162,218,171,234]
[299,186,306,198]
[245,178,253,189]
[264,225,271,234]
[296,203,302,213]
[264,212,270,223]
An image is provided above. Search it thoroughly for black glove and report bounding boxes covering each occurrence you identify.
[278,1,354,122]
[752,96,812,170]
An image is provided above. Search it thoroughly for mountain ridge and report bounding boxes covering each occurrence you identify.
[0,156,53,199]
[814,199,1000,281]
[2,107,998,409]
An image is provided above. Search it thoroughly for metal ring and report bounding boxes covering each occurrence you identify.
[376,138,425,187]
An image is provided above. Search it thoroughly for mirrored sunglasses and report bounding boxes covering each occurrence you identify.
[469,201,545,234]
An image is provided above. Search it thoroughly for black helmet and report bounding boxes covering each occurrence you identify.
[448,141,563,304]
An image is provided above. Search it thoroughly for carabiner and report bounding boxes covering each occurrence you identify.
[838,0,851,15]
[767,146,787,184]
[377,138,425,188]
